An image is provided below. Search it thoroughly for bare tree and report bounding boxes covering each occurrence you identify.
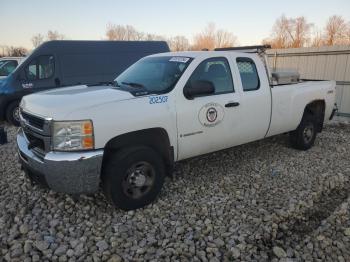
[106,24,135,40]
[106,23,165,41]
[311,29,324,47]
[215,29,238,48]
[292,17,313,47]
[324,15,349,45]
[107,24,136,40]
[192,23,216,50]
[264,15,313,48]
[192,23,237,50]
[346,23,350,44]
[168,36,190,51]
[106,24,141,40]
[263,15,290,49]
[144,33,165,41]
[0,45,7,57]
[47,30,65,41]
[6,46,28,57]
[31,33,44,48]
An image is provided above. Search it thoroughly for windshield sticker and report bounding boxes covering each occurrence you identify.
[149,95,168,104]
[169,57,190,63]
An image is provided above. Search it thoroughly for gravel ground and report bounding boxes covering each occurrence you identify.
[0,122,350,261]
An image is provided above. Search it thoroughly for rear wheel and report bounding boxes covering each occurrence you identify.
[102,146,165,210]
[5,101,20,126]
[289,113,317,150]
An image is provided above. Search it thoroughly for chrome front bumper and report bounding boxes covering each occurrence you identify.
[17,128,104,194]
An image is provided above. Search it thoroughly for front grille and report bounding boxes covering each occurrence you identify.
[24,130,45,152]
[21,111,45,130]
[20,110,52,152]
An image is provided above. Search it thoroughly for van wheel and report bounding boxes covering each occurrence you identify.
[6,101,20,126]
[289,113,317,150]
[102,146,165,210]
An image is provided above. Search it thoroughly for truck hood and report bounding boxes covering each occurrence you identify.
[21,85,135,119]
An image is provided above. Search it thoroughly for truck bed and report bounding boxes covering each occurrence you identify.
[267,80,336,137]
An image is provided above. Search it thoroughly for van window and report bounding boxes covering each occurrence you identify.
[236,58,260,91]
[25,55,55,80]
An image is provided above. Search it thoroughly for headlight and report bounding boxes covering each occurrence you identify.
[52,120,94,151]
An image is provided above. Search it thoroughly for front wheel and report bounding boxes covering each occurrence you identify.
[102,146,165,210]
[6,101,21,126]
[289,114,317,150]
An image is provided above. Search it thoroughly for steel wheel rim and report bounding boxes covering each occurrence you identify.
[303,123,314,144]
[13,107,20,122]
[122,161,156,199]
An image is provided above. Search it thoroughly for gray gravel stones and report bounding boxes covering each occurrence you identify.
[96,240,109,251]
[34,240,50,252]
[0,122,350,261]
[54,245,68,256]
[273,246,287,258]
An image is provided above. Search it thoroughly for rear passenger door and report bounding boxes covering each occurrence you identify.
[231,56,271,143]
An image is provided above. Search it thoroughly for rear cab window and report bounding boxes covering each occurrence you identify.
[236,57,260,91]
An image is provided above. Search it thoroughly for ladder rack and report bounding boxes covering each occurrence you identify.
[214,45,271,54]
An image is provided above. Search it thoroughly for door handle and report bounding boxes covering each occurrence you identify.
[225,102,240,108]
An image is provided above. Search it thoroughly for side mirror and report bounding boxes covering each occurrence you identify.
[183,80,215,100]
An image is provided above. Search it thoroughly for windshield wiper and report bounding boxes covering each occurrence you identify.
[121,82,145,88]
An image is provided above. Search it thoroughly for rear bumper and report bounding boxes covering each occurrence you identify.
[17,128,104,194]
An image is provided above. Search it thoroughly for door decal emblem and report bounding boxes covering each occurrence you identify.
[199,103,224,127]
[206,107,217,123]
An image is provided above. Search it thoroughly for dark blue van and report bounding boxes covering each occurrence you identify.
[0,40,170,125]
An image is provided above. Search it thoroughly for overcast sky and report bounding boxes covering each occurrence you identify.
[1,0,350,49]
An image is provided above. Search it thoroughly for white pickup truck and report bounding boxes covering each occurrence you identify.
[17,45,336,210]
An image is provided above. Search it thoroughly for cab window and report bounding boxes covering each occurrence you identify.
[186,57,234,95]
[236,58,260,91]
[25,55,55,80]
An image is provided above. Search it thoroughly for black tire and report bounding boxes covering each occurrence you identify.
[102,146,165,210]
[5,101,20,126]
[289,113,317,150]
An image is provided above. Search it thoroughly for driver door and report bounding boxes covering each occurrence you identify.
[176,56,242,160]
[21,55,57,94]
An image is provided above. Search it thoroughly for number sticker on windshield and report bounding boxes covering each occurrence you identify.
[149,96,168,104]
[169,57,190,63]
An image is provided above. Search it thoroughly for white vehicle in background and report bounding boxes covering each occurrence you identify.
[17,45,337,210]
[0,57,24,79]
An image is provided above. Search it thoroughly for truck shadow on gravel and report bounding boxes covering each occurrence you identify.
[262,184,350,258]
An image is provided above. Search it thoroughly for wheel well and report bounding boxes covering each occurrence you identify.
[3,98,21,118]
[304,100,325,132]
[102,128,174,174]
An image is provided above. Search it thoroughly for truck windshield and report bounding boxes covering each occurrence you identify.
[114,56,192,95]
